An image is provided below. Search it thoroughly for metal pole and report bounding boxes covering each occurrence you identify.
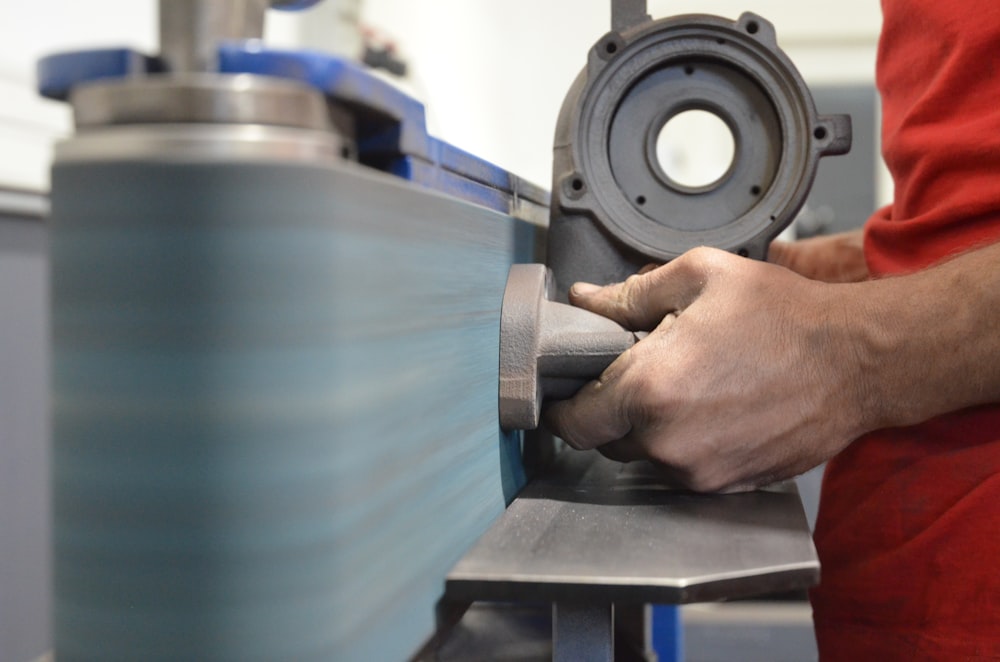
[611,0,649,32]
[159,0,269,73]
[553,602,615,662]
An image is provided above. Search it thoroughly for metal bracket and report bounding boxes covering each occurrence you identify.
[611,0,650,32]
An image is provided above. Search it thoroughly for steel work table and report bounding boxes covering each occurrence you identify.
[446,449,818,660]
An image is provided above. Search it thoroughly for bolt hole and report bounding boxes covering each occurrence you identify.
[738,248,750,257]
[605,42,618,55]
[750,185,762,196]
[770,214,777,221]
[571,178,584,191]
[746,21,759,34]
[636,195,646,206]
[684,65,694,75]
[814,126,828,140]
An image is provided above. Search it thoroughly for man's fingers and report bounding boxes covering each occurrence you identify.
[567,247,726,330]
[596,439,646,463]
[543,349,638,450]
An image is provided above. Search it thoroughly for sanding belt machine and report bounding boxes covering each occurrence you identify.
[39,0,850,659]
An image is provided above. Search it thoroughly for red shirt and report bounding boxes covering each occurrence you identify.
[811,0,1000,658]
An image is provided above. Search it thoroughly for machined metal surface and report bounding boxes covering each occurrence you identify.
[447,450,820,604]
[54,124,343,165]
[159,0,323,73]
[0,188,48,220]
[71,74,332,131]
[546,2,851,297]
[69,0,344,141]
[499,264,643,430]
[0,212,50,662]
[160,0,269,73]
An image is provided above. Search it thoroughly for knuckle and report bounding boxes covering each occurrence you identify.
[678,457,728,492]
[624,368,662,417]
[688,472,727,493]
[620,273,647,309]
[686,246,736,275]
[543,405,577,446]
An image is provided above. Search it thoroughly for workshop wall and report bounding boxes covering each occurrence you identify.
[348,0,889,201]
[0,0,298,191]
[1,0,888,199]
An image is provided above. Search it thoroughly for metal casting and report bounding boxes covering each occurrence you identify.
[500,0,851,429]
[499,264,643,431]
[498,1,853,429]
[546,3,852,298]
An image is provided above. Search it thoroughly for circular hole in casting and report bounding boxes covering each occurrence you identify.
[656,109,736,189]
[605,42,617,54]
[746,21,759,34]
[636,195,646,206]
[814,126,828,140]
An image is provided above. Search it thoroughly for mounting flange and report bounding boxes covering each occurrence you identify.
[546,9,851,297]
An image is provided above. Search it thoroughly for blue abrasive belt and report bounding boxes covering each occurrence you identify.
[49,157,534,661]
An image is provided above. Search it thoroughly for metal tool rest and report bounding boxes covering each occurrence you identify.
[445,0,852,658]
[444,451,817,661]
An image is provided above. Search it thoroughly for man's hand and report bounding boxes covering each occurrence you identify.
[769,228,869,283]
[544,247,872,492]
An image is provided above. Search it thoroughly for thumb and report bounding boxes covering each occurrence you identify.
[568,248,718,330]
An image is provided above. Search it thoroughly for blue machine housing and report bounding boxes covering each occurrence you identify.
[42,46,544,661]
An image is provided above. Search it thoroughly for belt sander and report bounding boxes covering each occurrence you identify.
[39,0,850,659]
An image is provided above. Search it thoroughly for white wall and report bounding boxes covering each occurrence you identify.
[0,0,888,200]
[0,0,299,191]
[351,0,884,191]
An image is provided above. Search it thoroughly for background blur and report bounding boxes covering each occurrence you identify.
[1,0,888,198]
[1,2,886,660]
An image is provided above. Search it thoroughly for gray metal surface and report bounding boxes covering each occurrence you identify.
[54,124,342,164]
[72,0,345,148]
[158,0,322,74]
[553,603,614,662]
[546,0,852,298]
[499,264,642,430]
[447,450,819,605]
[0,196,51,662]
[428,603,553,662]
[0,188,49,219]
[683,602,818,662]
[71,74,333,132]
[160,0,269,73]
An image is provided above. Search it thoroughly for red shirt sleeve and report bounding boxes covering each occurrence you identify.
[865,0,1000,275]
[813,1,1000,658]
